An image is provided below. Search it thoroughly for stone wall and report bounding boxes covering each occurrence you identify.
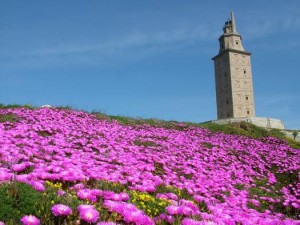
[282,130,300,142]
[212,117,285,130]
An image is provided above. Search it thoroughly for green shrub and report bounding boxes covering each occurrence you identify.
[37,130,53,137]
[199,122,300,149]
[247,177,299,218]
[0,182,43,222]
[0,113,20,123]
[201,142,214,149]
[134,140,158,147]
[0,104,34,109]
[55,106,73,110]
[93,180,128,193]
[199,122,268,139]
[234,183,245,190]
[153,162,165,176]
[129,191,170,217]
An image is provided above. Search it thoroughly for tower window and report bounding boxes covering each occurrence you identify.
[247,110,250,115]
[236,41,239,45]
[246,96,249,100]
[244,70,247,74]
[226,100,229,104]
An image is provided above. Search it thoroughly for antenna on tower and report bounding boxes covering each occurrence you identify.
[231,11,237,33]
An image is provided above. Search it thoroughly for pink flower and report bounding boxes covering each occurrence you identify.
[12,163,27,172]
[178,206,193,216]
[96,222,117,225]
[91,189,103,197]
[31,181,45,192]
[77,189,97,202]
[78,205,100,223]
[71,183,85,190]
[166,192,178,200]
[123,210,153,225]
[166,205,179,215]
[57,190,65,196]
[119,192,129,201]
[103,191,129,201]
[51,204,72,216]
[0,221,5,225]
[157,213,173,223]
[20,215,40,225]
[0,171,13,181]
[291,202,299,209]
[77,204,95,211]
[182,218,203,225]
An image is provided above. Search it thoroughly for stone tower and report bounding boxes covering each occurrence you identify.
[212,12,255,119]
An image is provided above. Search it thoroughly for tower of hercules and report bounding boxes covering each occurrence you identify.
[212,12,255,119]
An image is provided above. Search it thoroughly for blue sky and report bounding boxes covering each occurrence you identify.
[1,1,300,129]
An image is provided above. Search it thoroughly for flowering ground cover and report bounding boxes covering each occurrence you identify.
[0,107,299,224]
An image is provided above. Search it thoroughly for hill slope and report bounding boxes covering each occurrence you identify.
[0,107,299,224]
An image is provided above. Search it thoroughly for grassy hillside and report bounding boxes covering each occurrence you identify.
[91,111,300,149]
[0,105,299,224]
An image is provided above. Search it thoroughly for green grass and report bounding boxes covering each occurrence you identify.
[55,105,74,110]
[0,103,34,109]
[92,112,188,130]
[198,121,269,138]
[93,111,300,149]
[247,177,299,218]
[0,113,20,123]
[0,182,43,222]
[134,140,158,147]
[198,121,300,149]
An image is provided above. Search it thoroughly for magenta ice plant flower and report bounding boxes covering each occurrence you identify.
[78,205,100,223]
[20,215,40,225]
[103,191,129,201]
[96,222,118,225]
[30,181,45,192]
[51,204,72,216]
[77,204,95,211]
[182,218,203,225]
[166,205,179,215]
[123,210,153,225]
[156,213,173,224]
[77,189,97,202]
[1,107,300,225]
[71,183,85,190]
[57,190,65,196]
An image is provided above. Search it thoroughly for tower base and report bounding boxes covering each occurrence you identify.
[212,117,285,130]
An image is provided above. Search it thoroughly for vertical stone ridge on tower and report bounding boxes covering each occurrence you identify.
[212,12,256,119]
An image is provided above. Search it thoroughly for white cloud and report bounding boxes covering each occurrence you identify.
[244,12,300,40]
[0,25,216,69]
